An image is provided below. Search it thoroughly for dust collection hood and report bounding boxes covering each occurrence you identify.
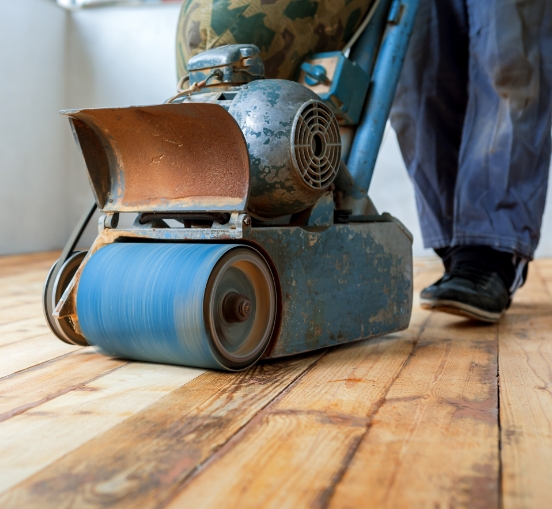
[63,102,250,213]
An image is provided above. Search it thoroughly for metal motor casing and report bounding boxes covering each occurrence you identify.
[228,79,341,219]
[64,78,341,221]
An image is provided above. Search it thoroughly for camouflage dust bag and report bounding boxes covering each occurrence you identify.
[176,0,375,80]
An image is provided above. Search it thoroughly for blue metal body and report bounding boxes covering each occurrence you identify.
[76,219,412,365]
[250,221,412,358]
[347,0,420,193]
[298,52,370,125]
[296,0,419,190]
[349,0,393,78]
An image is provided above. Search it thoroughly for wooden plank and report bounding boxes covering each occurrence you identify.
[0,317,52,347]
[323,310,499,508]
[0,302,45,326]
[413,256,442,272]
[0,294,42,312]
[0,252,53,274]
[0,361,205,497]
[0,268,53,286]
[0,279,44,294]
[162,267,440,508]
[499,262,552,509]
[166,329,423,509]
[0,251,57,273]
[411,263,442,311]
[0,354,321,508]
[536,259,552,286]
[164,266,440,509]
[0,349,125,422]
[0,334,80,379]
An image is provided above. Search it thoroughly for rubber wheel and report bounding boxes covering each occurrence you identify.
[43,251,88,346]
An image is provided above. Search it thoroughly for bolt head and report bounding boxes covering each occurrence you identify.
[222,293,252,323]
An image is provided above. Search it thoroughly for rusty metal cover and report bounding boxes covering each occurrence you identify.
[64,103,250,213]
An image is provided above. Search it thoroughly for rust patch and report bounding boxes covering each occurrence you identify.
[66,103,249,211]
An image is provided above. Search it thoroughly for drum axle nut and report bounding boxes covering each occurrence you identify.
[222,292,252,323]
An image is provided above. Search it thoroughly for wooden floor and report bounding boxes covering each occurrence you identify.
[0,252,551,508]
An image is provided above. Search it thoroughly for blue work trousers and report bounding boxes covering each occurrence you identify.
[390,0,552,258]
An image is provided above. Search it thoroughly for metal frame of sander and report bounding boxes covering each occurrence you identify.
[43,0,420,371]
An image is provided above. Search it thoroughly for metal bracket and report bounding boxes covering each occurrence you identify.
[98,212,119,232]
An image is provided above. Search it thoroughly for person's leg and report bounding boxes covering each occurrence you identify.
[390,0,469,251]
[454,0,552,259]
[421,0,552,322]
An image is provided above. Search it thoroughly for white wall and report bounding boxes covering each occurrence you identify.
[1,1,551,257]
[0,0,68,254]
[0,0,180,255]
[65,3,182,245]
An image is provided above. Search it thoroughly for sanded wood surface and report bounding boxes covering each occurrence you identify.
[499,263,552,509]
[0,252,551,508]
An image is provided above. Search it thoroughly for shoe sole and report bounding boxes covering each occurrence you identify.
[420,298,502,323]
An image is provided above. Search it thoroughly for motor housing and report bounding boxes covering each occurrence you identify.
[64,46,341,221]
[229,79,341,219]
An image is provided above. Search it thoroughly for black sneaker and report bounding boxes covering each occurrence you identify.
[420,246,528,323]
[417,247,454,301]
[420,275,447,301]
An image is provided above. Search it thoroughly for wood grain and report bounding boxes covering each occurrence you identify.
[328,310,499,509]
[163,268,440,509]
[0,270,54,289]
[0,361,205,496]
[0,302,46,326]
[0,349,125,421]
[166,332,421,509]
[0,355,321,509]
[0,317,52,347]
[1,251,551,509]
[0,252,57,277]
[0,253,80,376]
[0,335,80,379]
[0,291,42,310]
[499,264,552,509]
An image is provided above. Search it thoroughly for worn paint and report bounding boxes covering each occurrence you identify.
[247,221,412,357]
[188,44,265,87]
[64,103,250,213]
[298,51,370,125]
[347,0,420,191]
[56,216,412,364]
[66,75,340,221]
[229,79,339,219]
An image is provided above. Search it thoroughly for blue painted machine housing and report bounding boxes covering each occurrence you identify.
[297,51,370,126]
[53,0,421,371]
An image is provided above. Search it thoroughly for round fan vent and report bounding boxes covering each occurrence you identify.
[291,100,341,190]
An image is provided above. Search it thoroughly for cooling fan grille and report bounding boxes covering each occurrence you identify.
[291,101,341,190]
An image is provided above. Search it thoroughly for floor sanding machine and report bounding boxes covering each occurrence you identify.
[43,0,419,371]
